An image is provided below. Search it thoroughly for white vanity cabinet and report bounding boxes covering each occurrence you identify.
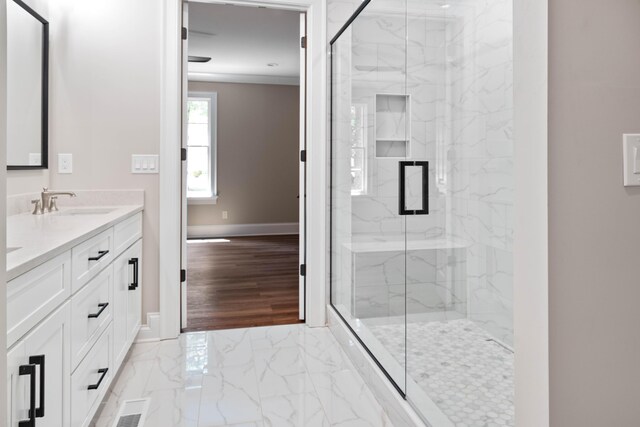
[112,239,142,368]
[6,209,143,427]
[6,302,71,427]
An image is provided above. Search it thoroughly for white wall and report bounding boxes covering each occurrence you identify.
[0,0,8,418]
[6,0,163,320]
[513,0,549,425]
[50,0,161,320]
[7,169,49,195]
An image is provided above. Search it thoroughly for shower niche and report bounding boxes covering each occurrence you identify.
[375,94,410,158]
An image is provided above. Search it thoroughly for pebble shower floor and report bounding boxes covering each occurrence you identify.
[370,319,514,427]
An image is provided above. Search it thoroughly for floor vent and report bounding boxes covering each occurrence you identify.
[111,398,150,427]
[116,414,141,427]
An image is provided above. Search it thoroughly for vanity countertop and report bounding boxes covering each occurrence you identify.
[7,204,143,281]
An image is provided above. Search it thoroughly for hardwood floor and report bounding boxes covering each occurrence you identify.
[183,235,302,332]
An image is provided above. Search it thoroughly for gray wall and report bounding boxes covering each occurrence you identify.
[187,81,299,226]
[549,0,640,425]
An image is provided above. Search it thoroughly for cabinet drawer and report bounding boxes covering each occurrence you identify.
[71,326,112,427]
[71,265,113,369]
[7,251,71,348]
[71,228,114,294]
[113,212,142,257]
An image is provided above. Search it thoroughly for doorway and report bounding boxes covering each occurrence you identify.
[179,2,307,332]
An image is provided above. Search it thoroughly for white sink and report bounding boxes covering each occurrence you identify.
[7,247,21,254]
[57,208,116,216]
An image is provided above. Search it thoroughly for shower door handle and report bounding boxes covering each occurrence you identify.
[398,161,429,216]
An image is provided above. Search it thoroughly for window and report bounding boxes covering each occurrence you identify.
[187,92,217,202]
[350,104,367,195]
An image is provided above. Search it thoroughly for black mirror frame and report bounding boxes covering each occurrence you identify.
[7,0,49,170]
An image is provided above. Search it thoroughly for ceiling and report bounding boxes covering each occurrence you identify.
[188,3,301,85]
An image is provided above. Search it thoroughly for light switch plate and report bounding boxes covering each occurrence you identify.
[623,135,640,186]
[58,153,73,174]
[131,154,159,174]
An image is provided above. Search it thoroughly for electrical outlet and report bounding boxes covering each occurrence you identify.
[58,153,73,174]
[222,211,228,220]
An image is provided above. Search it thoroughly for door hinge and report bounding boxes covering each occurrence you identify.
[301,36,307,49]
[181,148,187,161]
[182,27,188,40]
[180,269,186,283]
[300,150,306,162]
[300,264,306,276]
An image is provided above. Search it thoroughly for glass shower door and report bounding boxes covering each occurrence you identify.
[330,0,409,393]
[330,0,515,424]
[403,0,516,425]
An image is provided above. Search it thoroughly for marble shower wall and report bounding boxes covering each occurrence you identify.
[349,6,446,240]
[445,0,514,346]
[328,0,514,345]
[345,4,456,319]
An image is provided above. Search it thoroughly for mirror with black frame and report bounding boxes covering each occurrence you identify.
[6,0,49,169]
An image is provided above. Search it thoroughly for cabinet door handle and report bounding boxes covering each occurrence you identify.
[87,368,109,390]
[29,355,45,418]
[128,258,139,290]
[88,302,109,319]
[88,250,109,262]
[18,364,36,427]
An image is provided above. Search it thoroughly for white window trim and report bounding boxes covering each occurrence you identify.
[187,91,218,204]
[350,103,368,197]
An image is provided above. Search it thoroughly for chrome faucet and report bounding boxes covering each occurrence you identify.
[34,187,77,214]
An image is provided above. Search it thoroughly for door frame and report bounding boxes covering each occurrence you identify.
[159,0,327,339]
[0,0,7,418]
[298,11,307,321]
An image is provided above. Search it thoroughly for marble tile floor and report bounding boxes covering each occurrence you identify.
[91,324,395,427]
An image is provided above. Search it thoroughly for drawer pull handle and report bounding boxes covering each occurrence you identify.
[87,368,109,390]
[29,355,46,418]
[18,364,36,427]
[88,250,109,262]
[88,302,109,319]
[128,257,139,290]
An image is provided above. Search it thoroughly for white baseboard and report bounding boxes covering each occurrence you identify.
[187,222,299,238]
[135,312,161,343]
